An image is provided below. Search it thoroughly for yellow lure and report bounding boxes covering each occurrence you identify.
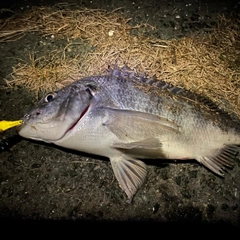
[0,120,23,132]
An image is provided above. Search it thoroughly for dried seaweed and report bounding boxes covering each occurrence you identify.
[0,4,239,116]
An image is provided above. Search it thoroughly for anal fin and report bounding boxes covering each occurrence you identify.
[198,145,238,176]
[110,155,147,202]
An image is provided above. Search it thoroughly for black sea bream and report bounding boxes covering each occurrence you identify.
[17,66,240,201]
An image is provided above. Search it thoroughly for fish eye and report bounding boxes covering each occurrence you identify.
[44,93,56,102]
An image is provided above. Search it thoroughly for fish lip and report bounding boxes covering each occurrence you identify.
[17,113,30,131]
[16,119,25,133]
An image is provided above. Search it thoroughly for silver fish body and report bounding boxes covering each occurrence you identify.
[17,67,240,201]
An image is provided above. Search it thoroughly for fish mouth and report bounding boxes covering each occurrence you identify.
[16,118,28,133]
[17,104,91,142]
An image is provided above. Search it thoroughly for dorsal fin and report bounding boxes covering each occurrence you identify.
[107,64,184,93]
[107,65,237,121]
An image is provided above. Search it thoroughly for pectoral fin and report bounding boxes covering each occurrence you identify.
[110,155,147,202]
[102,108,179,141]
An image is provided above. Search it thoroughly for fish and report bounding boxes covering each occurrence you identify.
[17,65,240,201]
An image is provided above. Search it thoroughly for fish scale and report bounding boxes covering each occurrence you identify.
[17,65,240,201]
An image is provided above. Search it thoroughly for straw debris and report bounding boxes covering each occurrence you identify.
[1,4,239,116]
